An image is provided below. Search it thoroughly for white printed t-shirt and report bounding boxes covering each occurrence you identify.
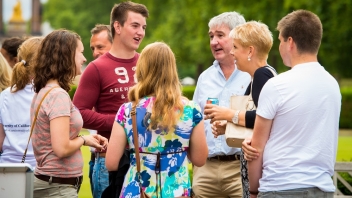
[0,84,36,168]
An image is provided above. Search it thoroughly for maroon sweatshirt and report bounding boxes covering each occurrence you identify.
[73,52,139,139]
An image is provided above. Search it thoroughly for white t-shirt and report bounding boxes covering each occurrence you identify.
[0,84,36,168]
[257,62,341,192]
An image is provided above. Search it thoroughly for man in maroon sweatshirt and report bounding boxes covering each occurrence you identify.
[73,2,149,198]
[86,24,112,196]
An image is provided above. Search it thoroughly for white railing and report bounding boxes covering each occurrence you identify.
[334,162,352,197]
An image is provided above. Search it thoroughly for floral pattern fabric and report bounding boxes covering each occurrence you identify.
[115,96,203,198]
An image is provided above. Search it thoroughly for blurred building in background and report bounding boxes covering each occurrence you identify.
[0,0,42,44]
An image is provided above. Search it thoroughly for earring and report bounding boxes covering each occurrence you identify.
[247,56,251,61]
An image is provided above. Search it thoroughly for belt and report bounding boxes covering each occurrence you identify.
[207,154,241,161]
[96,152,106,158]
[35,174,83,187]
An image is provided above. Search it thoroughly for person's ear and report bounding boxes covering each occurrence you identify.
[288,37,295,49]
[248,46,254,60]
[114,21,121,35]
[13,57,19,64]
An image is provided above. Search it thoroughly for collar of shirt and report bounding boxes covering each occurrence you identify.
[193,60,251,156]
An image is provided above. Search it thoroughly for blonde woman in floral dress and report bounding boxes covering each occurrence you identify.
[106,42,208,198]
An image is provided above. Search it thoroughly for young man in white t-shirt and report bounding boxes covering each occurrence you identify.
[245,10,341,198]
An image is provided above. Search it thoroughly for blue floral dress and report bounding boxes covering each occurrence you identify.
[115,96,203,198]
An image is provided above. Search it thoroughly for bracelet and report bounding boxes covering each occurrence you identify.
[249,190,259,195]
[232,110,240,124]
[78,135,86,146]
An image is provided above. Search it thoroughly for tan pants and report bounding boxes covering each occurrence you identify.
[33,176,78,198]
[192,159,242,198]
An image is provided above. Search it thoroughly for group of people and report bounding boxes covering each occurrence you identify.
[0,1,341,198]
[195,8,340,198]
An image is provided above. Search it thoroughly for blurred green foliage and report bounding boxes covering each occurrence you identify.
[340,87,352,129]
[43,0,352,81]
[182,86,196,100]
[68,84,77,100]
[338,172,352,195]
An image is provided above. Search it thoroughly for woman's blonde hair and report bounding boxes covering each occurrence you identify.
[230,21,273,60]
[128,42,184,131]
[0,53,12,92]
[11,37,43,92]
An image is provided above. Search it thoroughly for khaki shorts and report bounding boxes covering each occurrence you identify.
[33,176,78,198]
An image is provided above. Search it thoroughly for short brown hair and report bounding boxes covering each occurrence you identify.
[91,24,113,44]
[110,1,149,39]
[1,37,26,59]
[33,29,81,93]
[277,10,322,54]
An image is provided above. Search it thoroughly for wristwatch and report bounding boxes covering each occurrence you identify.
[232,110,240,124]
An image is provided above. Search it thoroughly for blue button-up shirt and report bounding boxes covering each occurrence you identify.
[193,60,251,157]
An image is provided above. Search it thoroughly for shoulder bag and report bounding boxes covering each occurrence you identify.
[22,86,59,163]
[130,102,191,198]
[131,103,151,198]
[225,67,277,147]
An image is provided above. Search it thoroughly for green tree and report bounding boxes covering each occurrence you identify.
[133,0,225,79]
[43,0,352,80]
[44,0,114,62]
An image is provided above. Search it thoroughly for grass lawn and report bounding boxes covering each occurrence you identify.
[77,130,352,198]
[336,135,352,161]
[78,130,92,198]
